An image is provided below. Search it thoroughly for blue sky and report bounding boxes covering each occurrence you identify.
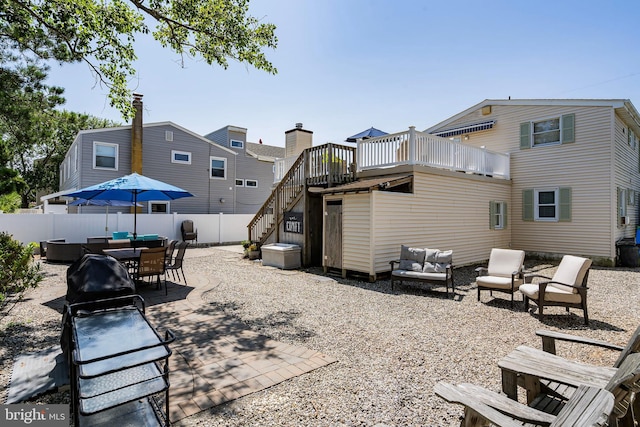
[46,0,640,147]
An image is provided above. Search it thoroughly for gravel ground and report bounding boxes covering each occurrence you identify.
[1,248,639,426]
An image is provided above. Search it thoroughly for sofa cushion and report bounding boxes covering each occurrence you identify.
[487,248,525,278]
[477,275,523,290]
[551,255,592,293]
[392,270,447,281]
[399,245,426,271]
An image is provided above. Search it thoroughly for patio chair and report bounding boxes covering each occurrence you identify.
[166,241,188,285]
[133,247,167,294]
[475,248,525,308]
[519,255,592,324]
[435,383,613,427]
[498,330,640,426]
[181,220,198,244]
[165,239,178,264]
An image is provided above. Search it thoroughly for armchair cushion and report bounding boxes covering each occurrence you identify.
[520,283,582,304]
[487,248,525,277]
[477,275,522,290]
[551,255,592,294]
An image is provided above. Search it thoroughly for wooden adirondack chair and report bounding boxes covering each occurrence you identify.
[498,327,640,427]
[435,383,613,427]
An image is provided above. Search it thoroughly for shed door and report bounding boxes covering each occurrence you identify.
[324,200,342,269]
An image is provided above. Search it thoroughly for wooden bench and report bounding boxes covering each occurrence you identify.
[389,245,454,296]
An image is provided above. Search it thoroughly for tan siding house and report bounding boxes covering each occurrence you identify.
[318,99,640,279]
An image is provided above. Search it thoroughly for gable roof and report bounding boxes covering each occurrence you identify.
[246,142,285,160]
[425,99,640,135]
[74,121,238,156]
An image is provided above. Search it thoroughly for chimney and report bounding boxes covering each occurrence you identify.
[131,93,143,174]
[285,123,313,157]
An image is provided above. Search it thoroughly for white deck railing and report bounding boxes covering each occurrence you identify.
[274,127,510,182]
[356,127,510,179]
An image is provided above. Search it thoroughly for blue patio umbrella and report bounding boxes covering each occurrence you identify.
[346,127,388,142]
[65,173,195,239]
[69,198,142,233]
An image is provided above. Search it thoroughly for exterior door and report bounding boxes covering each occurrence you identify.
[324,200,342,271]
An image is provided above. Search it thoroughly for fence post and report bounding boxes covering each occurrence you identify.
[409,127,416,165]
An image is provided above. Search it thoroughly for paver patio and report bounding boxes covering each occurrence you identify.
[26,247,337,422]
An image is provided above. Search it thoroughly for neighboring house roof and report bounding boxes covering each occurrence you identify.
[313,174,413,195]
[74,121,238,156]
[246,142,285,161]
[424,99,640,135]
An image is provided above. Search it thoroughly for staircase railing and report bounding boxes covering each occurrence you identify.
[248,143,357,244]
[248,151,306,243]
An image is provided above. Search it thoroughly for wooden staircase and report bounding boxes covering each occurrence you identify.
[248,143,356,245]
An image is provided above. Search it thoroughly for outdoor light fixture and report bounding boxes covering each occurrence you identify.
[220,198,225,203]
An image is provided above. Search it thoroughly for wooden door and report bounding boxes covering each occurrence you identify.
[324,200,342,271]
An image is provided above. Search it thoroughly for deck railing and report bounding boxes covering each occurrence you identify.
[274,144,356,184]
[356,127,510,179]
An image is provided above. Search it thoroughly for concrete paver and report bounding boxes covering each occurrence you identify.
[29,247,337,422]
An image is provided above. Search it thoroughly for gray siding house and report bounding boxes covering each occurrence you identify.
[58,95,284,215]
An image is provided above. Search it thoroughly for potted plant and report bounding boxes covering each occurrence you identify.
[248,243,261,260]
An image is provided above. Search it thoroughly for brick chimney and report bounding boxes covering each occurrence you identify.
[284,122,312,157]
[131,93,143,174]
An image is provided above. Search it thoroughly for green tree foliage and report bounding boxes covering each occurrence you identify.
[0,192,21,212]
[2,0,278,119]
[0,232,42,306]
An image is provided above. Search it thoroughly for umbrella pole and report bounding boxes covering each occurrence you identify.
[105,206,109,233]
[133,193,137,241]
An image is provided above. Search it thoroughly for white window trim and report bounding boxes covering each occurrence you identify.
[245,179,258,188]
[74,145,78,172]
[148,201,170,214]
[165,131,174,142]
[171,150,192,165]
[531,116,562,147]
[235,179,245,187]
[494,201,505,230]
[230,139,244,149]
[93,141,119,170]
[534,188,559,221]
[210,156,227,180]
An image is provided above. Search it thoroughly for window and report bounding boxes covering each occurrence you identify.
[618,187,628,226]
[230,139,244,149]
[210,156,226,179]
[171,150,191,164]
[489,201,506,230]
[520,114,575,149]
[522,187,571,222]
[245,179,258,188]
[236,179,244,187]
[165,131,174,142]
[93,141,118,170]
[628,128,637,149]
[150,202,169,214]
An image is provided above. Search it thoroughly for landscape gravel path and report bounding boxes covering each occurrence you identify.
[1,247,638,426]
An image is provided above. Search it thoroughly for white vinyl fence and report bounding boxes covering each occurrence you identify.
[0,212,253,246]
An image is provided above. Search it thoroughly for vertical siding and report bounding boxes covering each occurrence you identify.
[340,171,511,277]
[341,194,372,274]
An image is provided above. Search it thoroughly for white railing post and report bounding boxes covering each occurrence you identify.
[409,126,416,165]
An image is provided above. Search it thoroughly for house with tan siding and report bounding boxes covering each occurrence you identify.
[250,99,640,279]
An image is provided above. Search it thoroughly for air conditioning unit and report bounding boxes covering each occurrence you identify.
[621,216,630,225]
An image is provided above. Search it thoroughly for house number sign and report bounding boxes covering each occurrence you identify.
[285,211,303,234]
